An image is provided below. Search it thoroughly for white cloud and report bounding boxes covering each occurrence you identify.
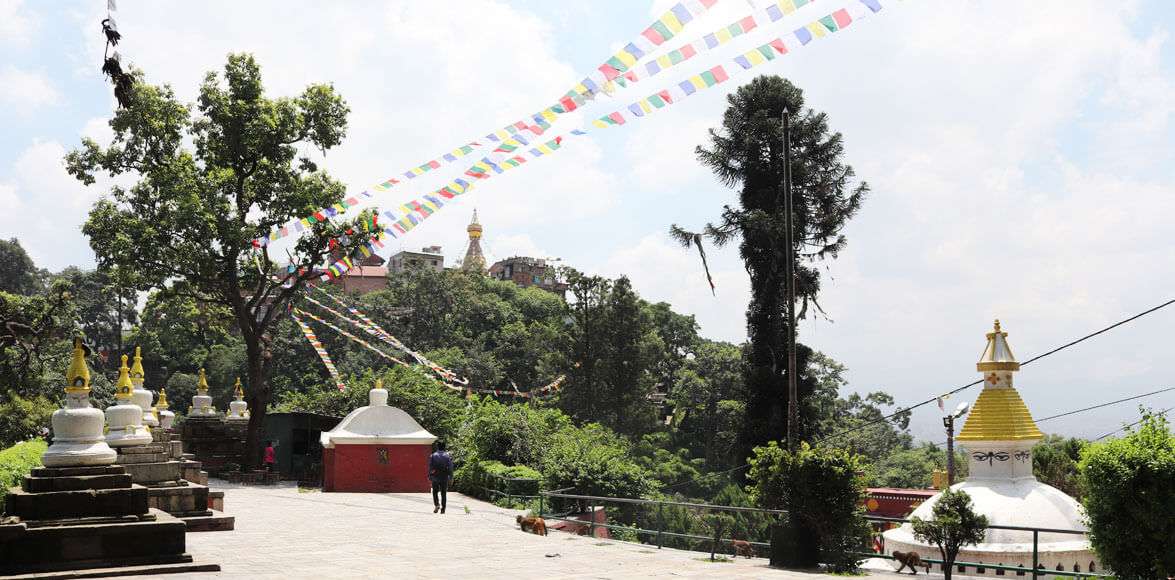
[0,65,60,110]
[0,0,35,46]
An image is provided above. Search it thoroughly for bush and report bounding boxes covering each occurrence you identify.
[453,459,541,501]
[0,394,56,449]
[747,441,870,573]
[538,423,658,500]
[1079,410,1174,579]
[911,489,988,580]
[0,439,47,507]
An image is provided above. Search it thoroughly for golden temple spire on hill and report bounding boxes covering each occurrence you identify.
[957,319,1043,442]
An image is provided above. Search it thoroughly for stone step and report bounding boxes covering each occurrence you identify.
[120,460,184,484]
[118,444,167,455]
[30,466,125,478]
[4,484,149,520]
[146,483,209,515]
[0,509,190,575]
[115,451,169,464]
[182,510,234,533]
[208,490,224,511]
[22,473,132,493]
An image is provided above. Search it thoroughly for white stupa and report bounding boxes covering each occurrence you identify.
[884,321,1099,575]
[155,388,176,430]
[42,338,118,467]
[189,368,218,417]
[225,378,250,422]
[320,380,436,447]
[105,354,153,447]
[129,346,159,428]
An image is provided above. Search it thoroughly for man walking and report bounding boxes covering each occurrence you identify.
[428,441,453,514]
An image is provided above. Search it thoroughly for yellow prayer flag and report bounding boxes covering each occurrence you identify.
[716,27,733,44]
[747,48,766,66]
[640,100,653,114]
[538,144,554,154]
[807,22,827,38]
[657,55,673,69]
[541,109,558,121]
[592,119,609,129]
[661,13,683,33]
[779,0,797,14]
[615,50,637,68]
[690,75,707,90]
[412,167,425,176]
[495,129,511,140]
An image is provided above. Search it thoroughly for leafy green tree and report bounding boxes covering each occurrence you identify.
[747,441,870,572]
[129,283,232,389]
[66,53,374,467]
[0,283,77,399]
[670,340,745,466]
[0,394,57,448]
[910,489,989,580]
[870,442,965,489]
[706,512,737,561]
[672,76,866,462]
[51,267,138,371]
[1079,410,1174,579]
[0,239,41,296]
[1031,434,1085,498]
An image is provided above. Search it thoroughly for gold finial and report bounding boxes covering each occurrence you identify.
[977,318,1019,372]
[374,378,384,390]
[233,377,244,401]
[115,355,135,399]
[197,368,209,394]
[130,346,145,383]
[65,337,91,394]
[156,388,169,410]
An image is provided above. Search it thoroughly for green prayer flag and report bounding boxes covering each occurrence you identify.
[820,15,837,32]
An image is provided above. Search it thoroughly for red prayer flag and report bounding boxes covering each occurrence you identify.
[770,39,788,54]
[559,96,578,112]
[641,26,665,45]
[710,65,729,84]
[659,89,673,104]
[428,160,440,169]
[680,44,697,59]
[598,63,620,80]
[740,15,757,32]
[699,0,717,6]
[513,121,528,130]
[608,111,626,125]
[833,8,852,28]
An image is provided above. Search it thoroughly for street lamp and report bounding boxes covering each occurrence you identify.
[944,401,970,486]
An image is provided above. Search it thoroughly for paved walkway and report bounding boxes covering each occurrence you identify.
[160,481,899,579]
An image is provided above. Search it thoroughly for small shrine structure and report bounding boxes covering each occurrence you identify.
[321,380,436,492]
[225,378,250,422]
[883,321,1098,575]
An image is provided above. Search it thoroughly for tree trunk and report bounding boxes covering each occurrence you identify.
[242,336,269,469]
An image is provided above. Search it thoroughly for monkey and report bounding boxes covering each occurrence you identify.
[730,540,754,559]
[893,551,930,575]
[516,515,548,536]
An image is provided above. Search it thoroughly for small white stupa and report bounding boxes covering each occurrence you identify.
[189,368,218,417]
[884,321,1098,575]
[129,346,159,428]
[105,354,153,447]
[225,378,250,422]
[155,388,176,430]
[42,339,118,467]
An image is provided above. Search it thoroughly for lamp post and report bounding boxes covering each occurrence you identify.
[943,401,970,486]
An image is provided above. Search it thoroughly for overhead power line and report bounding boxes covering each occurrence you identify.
[813,297,1175,446]
[1093,406,1173,441]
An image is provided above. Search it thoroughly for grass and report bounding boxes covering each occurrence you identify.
[297,486,320,493]
[0,439,47,505]
[696,556,733,563]
[463,505,470,514]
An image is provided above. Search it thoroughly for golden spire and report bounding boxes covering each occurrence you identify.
[374,378,384,390]
[156,388,170,410]
[958,320,1042,442]
[65,337,91,394]
[197,368,209,395]
[233,377,244,401]
[115,355,135,399]
[976,319,1020,372]
[130,346,146,385]
[462,210,486,272]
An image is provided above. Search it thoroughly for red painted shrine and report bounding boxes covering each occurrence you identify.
[320,381,436,493]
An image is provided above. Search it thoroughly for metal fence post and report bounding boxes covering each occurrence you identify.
[589,501,596,538]
[657,502,664,549]
[539,494,544,519]
[1032,529,1039,579]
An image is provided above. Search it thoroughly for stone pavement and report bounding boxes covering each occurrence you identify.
[153,481,897,580]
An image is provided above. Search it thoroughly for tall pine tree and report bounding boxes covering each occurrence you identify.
[672,76,867,464]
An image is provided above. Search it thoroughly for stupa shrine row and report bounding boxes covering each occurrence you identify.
[0,342,232,575]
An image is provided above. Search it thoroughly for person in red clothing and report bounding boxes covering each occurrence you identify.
[264,441,276,473]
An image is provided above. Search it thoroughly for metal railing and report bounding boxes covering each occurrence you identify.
[865,515,1109,579]
[539,489,785,554]
[477,473,543,505]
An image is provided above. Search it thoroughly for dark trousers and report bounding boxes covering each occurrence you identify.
[431,480,448,509]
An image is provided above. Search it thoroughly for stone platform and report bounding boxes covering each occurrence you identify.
[0,465,202,576]
[112,429,234,532]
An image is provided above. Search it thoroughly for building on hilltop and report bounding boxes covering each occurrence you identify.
[488,256,568,299]
[388,246,444,274]
[460,210,486,273]
[329,253,389,295]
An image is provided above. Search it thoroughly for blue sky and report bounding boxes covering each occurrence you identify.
[2,0,1174,441]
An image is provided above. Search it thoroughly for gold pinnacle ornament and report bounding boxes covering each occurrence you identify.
[156,389,170,410]
[115,355,134,399]
[65,337,91,394]
[233,377,244,401]
[130,346,146,384]
[197,368,209,395]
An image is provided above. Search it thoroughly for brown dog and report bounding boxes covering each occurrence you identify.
[893,551,930,575]
[516,515,548,536]
[730,540,754,559]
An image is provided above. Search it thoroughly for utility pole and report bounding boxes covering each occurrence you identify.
[944,414,956,486]
[782,109,798,451]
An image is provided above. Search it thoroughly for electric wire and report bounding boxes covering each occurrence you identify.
[1093,406,1173,442]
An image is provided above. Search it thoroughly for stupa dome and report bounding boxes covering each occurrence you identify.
[319,380,436,448]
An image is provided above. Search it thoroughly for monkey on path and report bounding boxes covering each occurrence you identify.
[517,515,548,536]
[893,551,931,574]
[730,540,754,559]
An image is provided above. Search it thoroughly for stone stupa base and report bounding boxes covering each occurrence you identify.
[40,440,117,468]
[0,465,216,576]
[113,431,235,533]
